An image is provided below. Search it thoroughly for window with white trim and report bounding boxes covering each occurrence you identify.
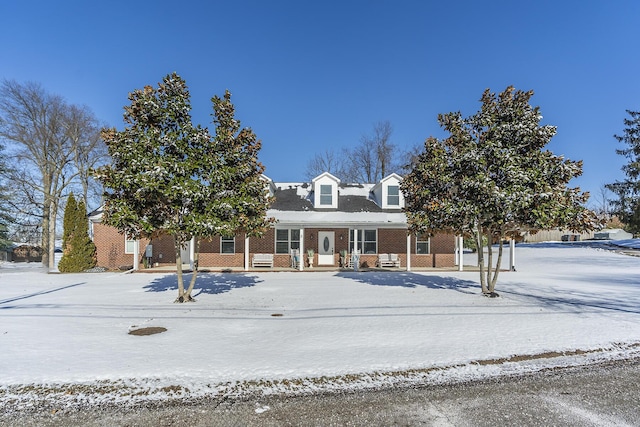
[349,229,377,254]
[125,235,135,254]
[275,229,300,254]
[320,185,332,205]
[221,236,235,254]
[416,234,430,254]
[387,185,400,206]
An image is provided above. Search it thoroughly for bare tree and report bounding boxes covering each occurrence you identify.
[373,120,394,178]
[305,148,345,180]
[0,80,104,268]
[341,120,397,183]
[65,104,109,210]
[591,185,612,217]
[0,144,11,250]
[397,142,424,176]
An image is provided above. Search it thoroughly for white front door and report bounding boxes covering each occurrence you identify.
[317,231,335,266]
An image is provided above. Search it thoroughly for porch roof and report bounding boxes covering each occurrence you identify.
[268,209,407,228]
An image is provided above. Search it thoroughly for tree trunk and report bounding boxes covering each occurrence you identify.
[476,227,488,294]
[184,236,201,301]
[48,198,58,271]
[488,239,504,293]
[41,199,50,268]
[173,235,195,303]
[485,238,493,294]
[174,236,186,302]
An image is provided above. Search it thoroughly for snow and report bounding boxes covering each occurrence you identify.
[1,242,640,409]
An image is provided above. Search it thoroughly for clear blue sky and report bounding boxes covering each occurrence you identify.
[2,1,639,205]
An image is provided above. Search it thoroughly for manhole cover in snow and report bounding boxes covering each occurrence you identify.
[128,327,167,336]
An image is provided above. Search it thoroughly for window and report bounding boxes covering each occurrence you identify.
[276,229,300,254]
[349,229,377,254]
[221,236,235,254]
[416,234,430,254]
[125,236,135,254]
[320,184,332,205]
[387,185,400,206]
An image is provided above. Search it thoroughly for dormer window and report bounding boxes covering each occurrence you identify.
[320,185,332,205]
[311,172,340,209]
[387,185,400,206]
[372,173,404,209]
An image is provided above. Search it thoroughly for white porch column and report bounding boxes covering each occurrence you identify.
[189,237,195,271]
[299,228,304,271]
[244,234,249,271]
[510,238,516,271]
[406,233,411,271]
[133,239,140,271]
[353,229,358,254]
[455,236,459,265]
[458,235,464,272]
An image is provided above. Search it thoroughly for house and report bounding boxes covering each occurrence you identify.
[593,228,633,240]
[89,172,457,271]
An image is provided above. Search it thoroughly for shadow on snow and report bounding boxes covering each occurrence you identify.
[0,282,88,307]
[143,273,262,297]
[499,282,640,315]
[336,271,478,294]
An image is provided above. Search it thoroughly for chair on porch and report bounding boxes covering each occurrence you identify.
[290,249,300,269]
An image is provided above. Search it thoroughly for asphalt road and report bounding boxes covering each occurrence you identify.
[2,358,639,427]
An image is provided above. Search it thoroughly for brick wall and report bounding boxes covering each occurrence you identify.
[147,235,175,265]
[407,233,455,267]
[333,228,350,254]
[92,223,149,269]
[410,253,434,268]
[434,253,455,268]
[199,236,245,268]
[92,222,457,269]
[250,229,275,253]
[378,228,406,254]
[431,233,455,254]
[200,253,244,268]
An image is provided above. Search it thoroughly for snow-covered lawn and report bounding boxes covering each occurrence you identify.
[1,242,640,408]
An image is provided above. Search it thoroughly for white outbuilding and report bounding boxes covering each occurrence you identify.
[593,228,633,240]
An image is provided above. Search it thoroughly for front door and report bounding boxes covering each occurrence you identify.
[317,231,335,266]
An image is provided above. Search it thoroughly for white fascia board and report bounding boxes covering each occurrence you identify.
[88,212,103,223]
[268,210,407,228]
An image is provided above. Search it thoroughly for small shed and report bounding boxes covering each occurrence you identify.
[593,228,633,240]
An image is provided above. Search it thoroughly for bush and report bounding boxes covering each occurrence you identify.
[58,195,97,272]
[464,235,488,253]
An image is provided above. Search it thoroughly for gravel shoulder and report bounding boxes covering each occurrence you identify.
[2,357,639,427]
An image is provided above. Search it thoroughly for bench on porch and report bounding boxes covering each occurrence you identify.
[378,253,401,268]
[252,253,274,268]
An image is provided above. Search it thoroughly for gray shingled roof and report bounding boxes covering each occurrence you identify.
[269,188,313,211]
[270,187,388,212]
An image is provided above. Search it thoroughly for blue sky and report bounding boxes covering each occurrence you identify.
[2,1,639,205]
